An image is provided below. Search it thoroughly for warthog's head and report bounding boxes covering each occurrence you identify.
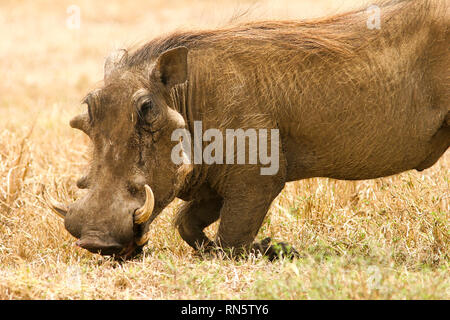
[47,47,192,258]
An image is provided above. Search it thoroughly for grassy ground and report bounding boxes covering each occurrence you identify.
[0,0,448,299]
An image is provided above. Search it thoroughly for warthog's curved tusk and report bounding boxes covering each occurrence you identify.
[134,185,154,225]
[42,189,68,219]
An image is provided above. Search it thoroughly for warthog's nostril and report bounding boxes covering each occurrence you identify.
[76,237,123,256]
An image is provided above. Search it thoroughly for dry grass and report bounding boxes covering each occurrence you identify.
[0,0,448,300]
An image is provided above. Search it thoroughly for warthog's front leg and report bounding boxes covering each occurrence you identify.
[251,237,300,261]
[214,175,298,260]
[174,194,222,250]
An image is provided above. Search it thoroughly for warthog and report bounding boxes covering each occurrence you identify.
[47,0,449,259]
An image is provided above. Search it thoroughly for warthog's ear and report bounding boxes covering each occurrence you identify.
[153,46,188,88]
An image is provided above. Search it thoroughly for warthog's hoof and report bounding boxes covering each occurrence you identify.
[193,238,300,261]
[252,237,300,261]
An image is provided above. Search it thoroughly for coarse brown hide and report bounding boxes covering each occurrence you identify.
[49,0,449,259]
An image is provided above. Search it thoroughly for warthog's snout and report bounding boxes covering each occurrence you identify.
[76,235,123,256]
[44,185,155,258]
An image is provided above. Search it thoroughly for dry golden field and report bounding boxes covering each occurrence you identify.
[0,0,448,299]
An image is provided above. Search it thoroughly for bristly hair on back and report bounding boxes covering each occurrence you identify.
[123,0,448,70]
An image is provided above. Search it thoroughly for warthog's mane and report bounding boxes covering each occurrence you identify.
[123,0,447,70]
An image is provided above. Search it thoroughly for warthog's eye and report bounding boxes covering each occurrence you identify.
[133,89,164,133]
[140,101,153,118]
[136,97,157,127]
